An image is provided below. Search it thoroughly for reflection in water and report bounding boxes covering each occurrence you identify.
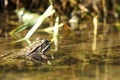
[1,62,119,80]
[0,36,120,80]
[0,23,120,80]
[67,63,120,80]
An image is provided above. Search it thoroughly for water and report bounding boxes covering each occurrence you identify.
[0,13,120,80]
[0,32,119,80]
[0,62,119,80]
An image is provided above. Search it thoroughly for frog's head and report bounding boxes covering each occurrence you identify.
[15,8,25,17]
[40,39,52,55]
[25,39,52,64]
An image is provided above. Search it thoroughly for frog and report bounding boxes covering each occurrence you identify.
[9,8,40,38]
[0,39,52,64]
[25,39,52,64]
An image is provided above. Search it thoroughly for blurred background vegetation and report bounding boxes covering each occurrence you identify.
[0,1,120,80]
[0,0,120,36]
[0,0,120,59]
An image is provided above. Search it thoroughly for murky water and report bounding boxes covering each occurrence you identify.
[0,12,120,80]
[0,63,120,80]
[0,31,120,80]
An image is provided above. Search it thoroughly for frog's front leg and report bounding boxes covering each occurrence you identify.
[26,51,48,64]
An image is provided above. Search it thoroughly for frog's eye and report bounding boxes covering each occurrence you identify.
[43,40,49,45]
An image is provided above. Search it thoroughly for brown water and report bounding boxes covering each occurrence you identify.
[0,63,119,80]
[0,31,120,80]
[0,12,120,80]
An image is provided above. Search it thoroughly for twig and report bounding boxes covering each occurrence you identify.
[92,16,98,51]
[24,5,55,40]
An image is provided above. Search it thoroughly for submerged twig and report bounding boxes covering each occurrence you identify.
[39,17,63,51]
[52,17,59,51]
[92,16,98,51]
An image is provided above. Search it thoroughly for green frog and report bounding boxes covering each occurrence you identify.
[0,39,52,64]
[9,8,40,38]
